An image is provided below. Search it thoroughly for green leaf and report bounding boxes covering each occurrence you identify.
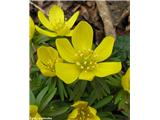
[58,80,68,101]
[30,65,39,73]
[36,86,49,106]
[94,95,113,109]
[97,78,110,94]
[52,106,70,117]
[88,90,97,105]
[39,87,57,112]
[70,81,87,101]
[30,90,36,104]
[90,79,108,101]
[109,35,130,62]
[114,90,125,104]
[105,75,121,87]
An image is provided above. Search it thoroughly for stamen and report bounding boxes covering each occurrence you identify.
[80,66,84,69]
[75,53,78,56]
[76,62,81,66]
[84,61,87,65]
[93,54,98,58]
[92,66,95,68]
[87,67,90,70]
[78,50,81,53]
[80,53,83,57]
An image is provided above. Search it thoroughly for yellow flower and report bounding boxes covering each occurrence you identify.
[68,101,100,120]
[30,105,42,120]
[55,21,122,84]
[35,5,79,37]
[36,46,62,77]
[30,16,35,40]
[121,68,130,93]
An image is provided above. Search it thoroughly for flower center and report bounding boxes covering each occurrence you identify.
[41,59,55,72]
[75,50,97,72]
[51,20,70,36]
[76,106,93,120]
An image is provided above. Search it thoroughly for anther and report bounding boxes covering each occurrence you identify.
[75,53,78,56]
[76,62,81,66]
[80,53,83,57]
[80,66,84,69]
[93,55,98,58]
[92,66,95,68]
[84,61,87,65]
[87,67,90,70]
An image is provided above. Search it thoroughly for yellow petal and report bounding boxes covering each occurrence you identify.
[37,46,58,61]
[29,16,35,40]
[38,11,53,31]
[72,101,88,107]
[88,106,97,115]
[95,62,122,77]
[35,26,57,37]
[93,36,115,62]
[55,63,80,84]
[94,115,101,120]
[49,5,64,26]
[79,70,95,81]
[72,21,93,50]
[30,105,38,117]
[56,38,77,63]
[34,113,42,120]
[36,60,56,77]
[68,108,79,119]
[36,46,58,77]
[122,68,130,93]
[65,29,73,36]
[66,11,79,29]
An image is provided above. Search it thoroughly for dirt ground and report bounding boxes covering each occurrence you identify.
[30,1,130,43]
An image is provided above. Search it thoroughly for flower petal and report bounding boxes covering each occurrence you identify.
[55,63,80,84]
[122,68,130,93]
[88,106,97,115]
[36,60,56,77]
[36,46,58,77]
[34,113,42,120]
[30,105,38,117]
[29,16,35,40]
[68,108,79,119]
[72,101,88,107]
[94,115,101,120]
[56,38,77,63]
[93,36,115,62]
[95,62,122,77]
[79,70,95,81]
[49,5,64,26]
[66,11,79,29]
[35,26,57,37]
[37,46,58,60]
[72,21,93,50]
[38,11,53,31]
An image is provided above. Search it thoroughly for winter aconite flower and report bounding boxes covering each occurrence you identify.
[68,101,100,120]
[30,105,42,120]
[30,16,35,40]
[36,5,79,37]
[121,68,130,93]
[55,21,122,84]
[36,46,62,77]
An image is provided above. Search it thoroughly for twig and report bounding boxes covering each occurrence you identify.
[30,1,46,15]
[96,1,116,38]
